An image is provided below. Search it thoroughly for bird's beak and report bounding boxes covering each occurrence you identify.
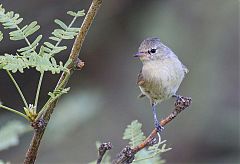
[134,52,146,57]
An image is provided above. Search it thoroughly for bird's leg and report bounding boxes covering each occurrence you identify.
[172,94,181,100]
[172,94,186,103]
[151,103,164,133]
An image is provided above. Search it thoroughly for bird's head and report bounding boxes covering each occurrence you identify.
[134,37,172,63]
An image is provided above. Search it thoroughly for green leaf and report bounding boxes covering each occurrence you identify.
[0,4,83,74]
[49,36,61,42]
[123,120,146,147]
[48,87,70,99]
[67,10,85,17]
[0,121,31,151]
[133,136,171,164]
[22,21,38,34]
[24,24,40,37]
[0,54,30,73]
[18,35,42,54]
[123,120,171,164]
[134,148,165,164]
[54,19,68,30]
[44,42,55,49]
[67,27,80,32]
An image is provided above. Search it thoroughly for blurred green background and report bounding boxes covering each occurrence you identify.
[0,0,239,163]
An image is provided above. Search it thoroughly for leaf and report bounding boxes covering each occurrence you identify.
[67,27,80,32]
[22,21,39,36]
[123,120,171,164]
[0,4,83,74]
[123,120,146,147]
[17,35,42,55]
[0,54,30,73]
[48,87,70,99]
[54,19,68,30]
[24,24,40,37]
[0,120,31,151]
[67,10,85,17]
[134,148,165,164]
[49,36,61,42]
[133,136,171,164]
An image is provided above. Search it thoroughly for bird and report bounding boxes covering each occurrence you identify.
[134,37,188,132]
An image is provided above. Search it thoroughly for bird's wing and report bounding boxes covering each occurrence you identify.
[137,70,146,98]
[137,69,145,86]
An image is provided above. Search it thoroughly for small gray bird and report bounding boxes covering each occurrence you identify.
[134,37,188,132]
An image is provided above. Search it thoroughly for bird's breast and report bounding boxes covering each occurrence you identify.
[140,58,185,101]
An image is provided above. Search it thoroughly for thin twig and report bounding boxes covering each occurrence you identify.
[112,96,192,164]
[6,70,28,107]
[34,72,44,110]
[23,0,103,163]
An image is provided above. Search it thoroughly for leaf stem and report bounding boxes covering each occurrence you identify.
[34,71,44,109]
[0,104,29,120]
[6,70,28,107]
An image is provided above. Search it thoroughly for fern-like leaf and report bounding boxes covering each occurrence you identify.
[0,5,85,73]
[40,10,84,58]
[0,54,30,73]
[0,5,40,42]
[123,120,146,147]
[0,6,22,29]
[123,120,171,164]
[133,137,171,164]
[17,35,42,56]
[134,148,165,164]
[67,10,85,17]
[48,87,70,99]
[0,4,77,73]
[54,19,68,30]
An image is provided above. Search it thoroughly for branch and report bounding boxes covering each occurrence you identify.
[23,0,103,163]
[97,142,112,164]
[112,96,192,164]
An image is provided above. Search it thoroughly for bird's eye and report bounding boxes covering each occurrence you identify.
[150,49,156,53]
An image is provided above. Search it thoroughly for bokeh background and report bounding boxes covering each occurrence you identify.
[0,0,239,163]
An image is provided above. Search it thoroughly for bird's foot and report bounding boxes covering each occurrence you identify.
[172,94,181,100]
[173,94,192,110]
[154,120,164,133]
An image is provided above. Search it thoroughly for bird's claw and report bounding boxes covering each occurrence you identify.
[173,94,192,110]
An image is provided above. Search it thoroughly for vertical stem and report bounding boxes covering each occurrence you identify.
[24,0,103,163]
[6,70,28,107]
[34,72,44,109]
